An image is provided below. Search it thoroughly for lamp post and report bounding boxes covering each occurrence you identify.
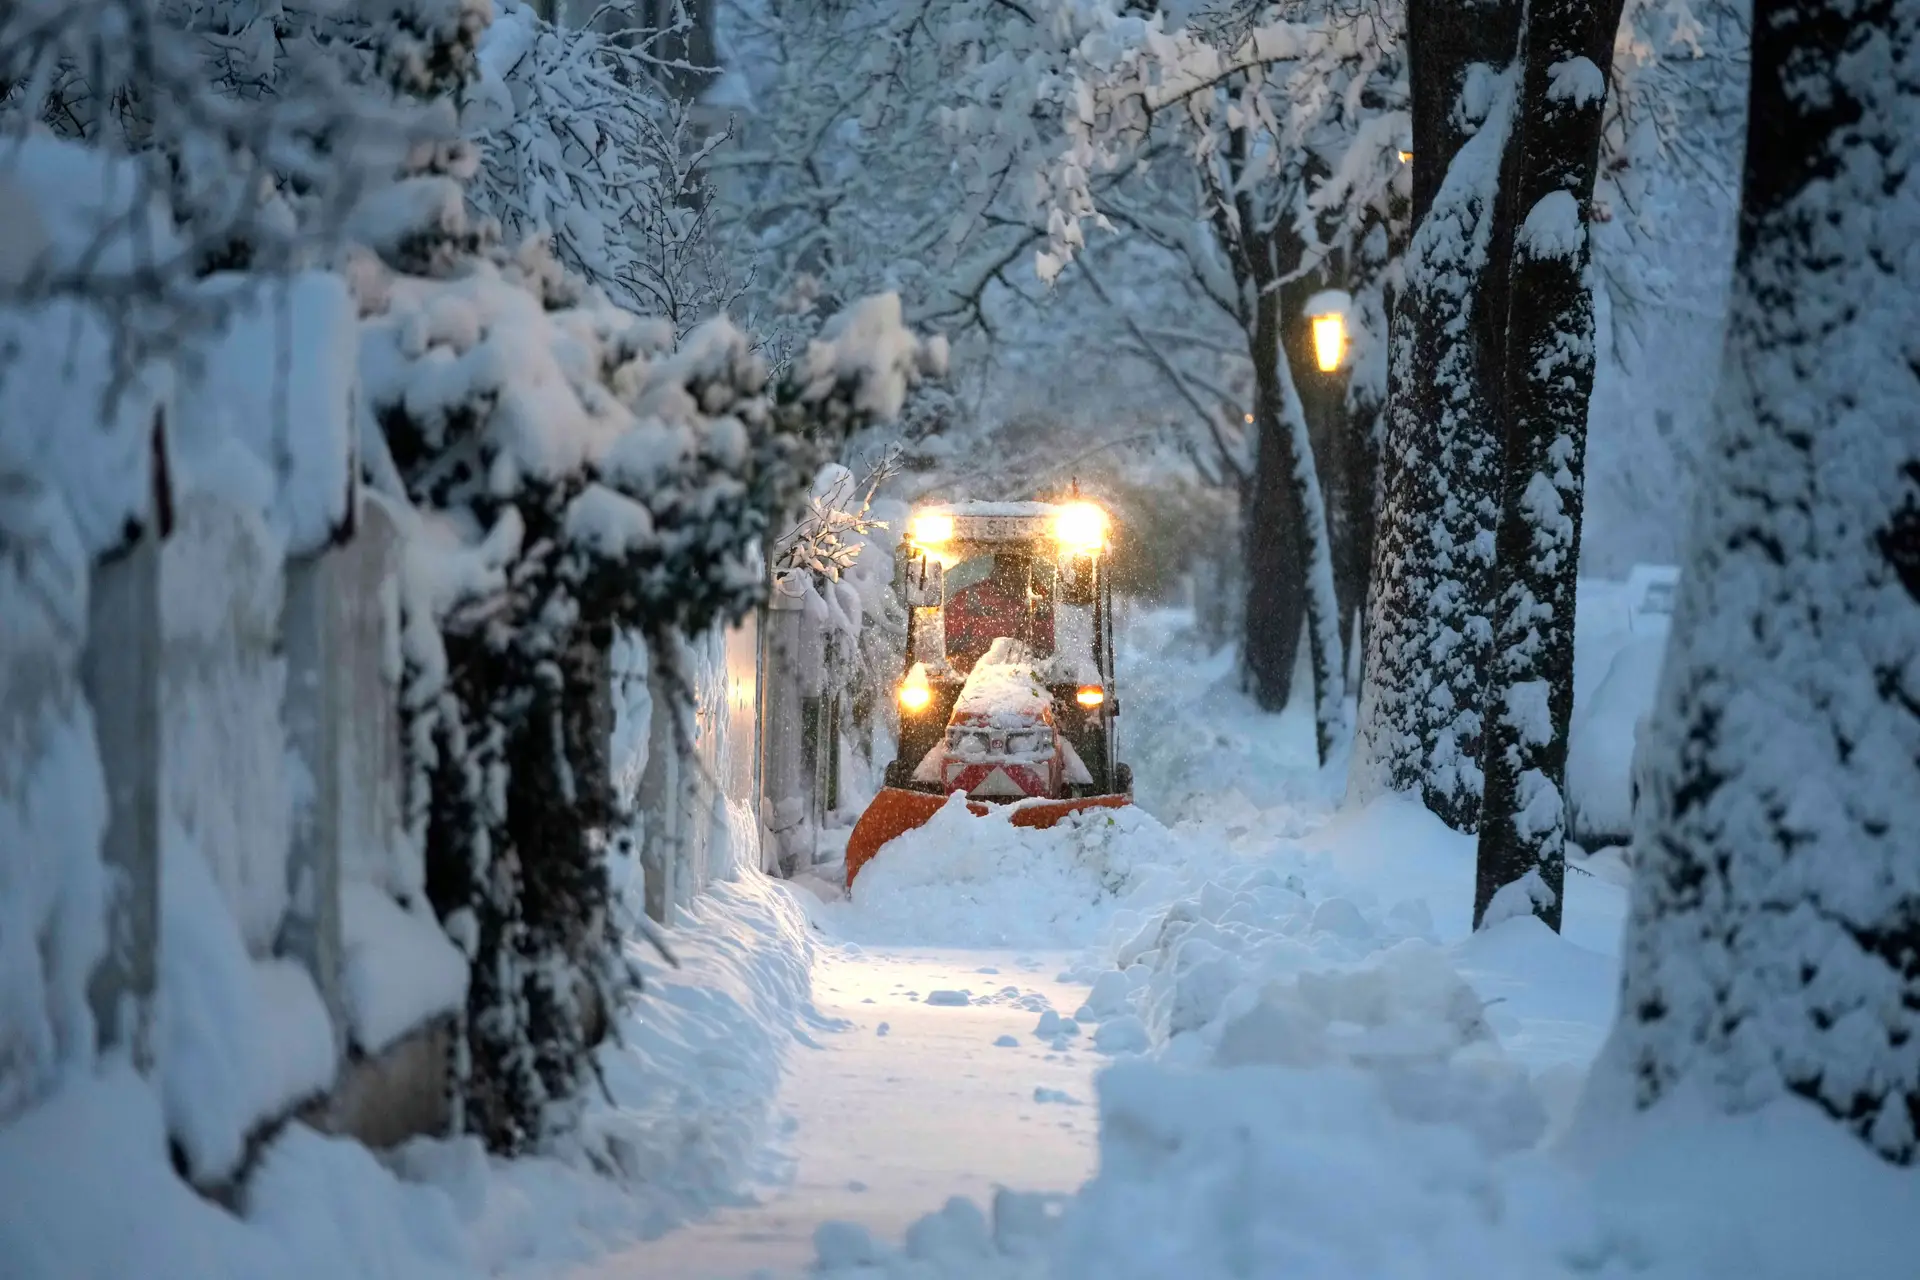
[1302,288,1354,375]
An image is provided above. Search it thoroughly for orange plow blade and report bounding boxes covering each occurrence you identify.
[844,788,1133,888]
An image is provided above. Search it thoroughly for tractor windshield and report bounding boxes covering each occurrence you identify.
[943,551,1054,671]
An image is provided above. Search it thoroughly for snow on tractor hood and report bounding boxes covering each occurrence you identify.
[952,638,1053,727]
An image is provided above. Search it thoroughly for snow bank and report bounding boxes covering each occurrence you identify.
[839,794,1202,948]
[1565,634,1666,842]
[391,869,821,1272]
[0,1067,475,1280]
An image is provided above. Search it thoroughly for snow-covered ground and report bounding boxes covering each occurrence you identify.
[8,603,1911,1280]
[580,608,1637,1278]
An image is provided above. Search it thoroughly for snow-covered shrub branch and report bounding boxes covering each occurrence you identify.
[0,0,483,374]
[466,1,743,332]
[773,446,902,588]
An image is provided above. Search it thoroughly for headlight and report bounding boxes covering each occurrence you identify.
[1076,685,1105,708]
[898,663,932,712]
[1052,501,1108,556]
[909,513,954,547]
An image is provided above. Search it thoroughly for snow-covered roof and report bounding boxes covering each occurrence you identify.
[920,501,1064,518]
[915,500,1080,545]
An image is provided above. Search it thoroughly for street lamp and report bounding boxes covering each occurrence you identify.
[1302,288,1353,375]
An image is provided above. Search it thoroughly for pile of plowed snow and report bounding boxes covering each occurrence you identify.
[832,794,1206,949]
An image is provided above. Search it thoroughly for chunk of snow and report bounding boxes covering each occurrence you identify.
[1519,190,1586,259]
[338,882,468,1055]
[160,834,336,1183]
[925,989,971,1006]
[1546,56,1606,107]
[954,644,1054,726]
[1093,1015,1149,1054]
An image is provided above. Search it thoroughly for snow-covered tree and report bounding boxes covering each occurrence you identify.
[1350,2,1520,824]
[1471,0,1626,931]
[1350,0,1629,904]
[1024,1,1410,761]
[1591,0,1919,1161]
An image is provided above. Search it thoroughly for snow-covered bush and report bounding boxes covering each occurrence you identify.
[354,126,945,1147]
[465,2,740,330]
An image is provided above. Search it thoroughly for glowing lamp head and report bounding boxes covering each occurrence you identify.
[1052,501,1109,556]
[1075,685,1106,708]
[909,512,954,548]
[1311,312,1348,373]
[1397,149,1412,164]
[898,663,933,713]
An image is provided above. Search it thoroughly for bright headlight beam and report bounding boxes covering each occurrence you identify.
[898,663,932,713]
[909,513,955,546]
[1052,501,1108,555]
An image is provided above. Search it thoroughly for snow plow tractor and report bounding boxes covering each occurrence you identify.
[845,498,1133,886]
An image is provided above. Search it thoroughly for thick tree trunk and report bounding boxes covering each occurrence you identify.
[1350,0,1520,816]
[1592,0,1920,1162]
[1472,0,1625,932]
[1241,293,1309,712]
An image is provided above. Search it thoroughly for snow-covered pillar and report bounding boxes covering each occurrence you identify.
[758,574,814,876]
[80,535,162,1068]
[282,498,404,1050]
[637,643,684,924]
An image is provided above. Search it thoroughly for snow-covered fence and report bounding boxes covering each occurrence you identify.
[759,575,823,876]
[623,613,765,924]
[6,474,465,1181]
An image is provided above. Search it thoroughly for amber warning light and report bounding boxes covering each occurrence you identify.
[1076,685,1105,708]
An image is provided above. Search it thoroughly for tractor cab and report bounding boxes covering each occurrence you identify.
[847,498,1132,885]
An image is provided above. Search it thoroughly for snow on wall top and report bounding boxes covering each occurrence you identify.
[173,272,359,557]
[0,136,176,556]
[955,640,1054,725]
